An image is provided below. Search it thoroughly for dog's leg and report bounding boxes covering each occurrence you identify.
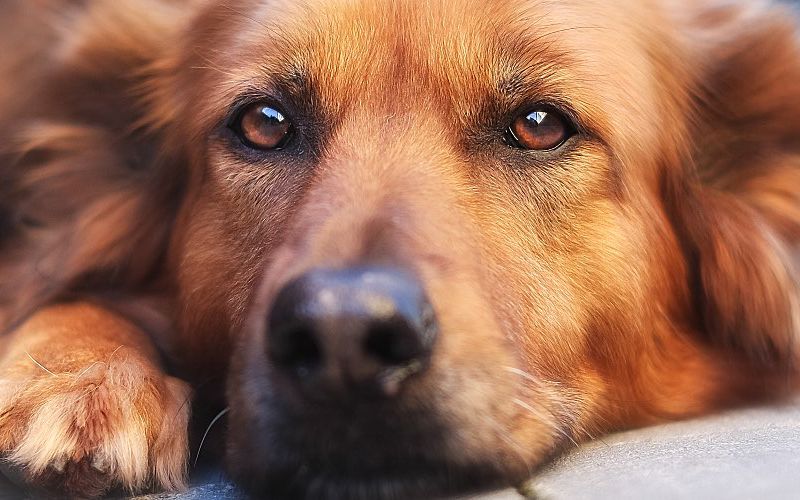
[0,302,190,497]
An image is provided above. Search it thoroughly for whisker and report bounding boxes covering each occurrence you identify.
[74,360,104,380]
[504,366,611,447]
[107,345,125,363]
[512,398,579,448]
[503,366,543,386]
[73,345,125,382]
[25,351,56,376]
[194,407,230,467]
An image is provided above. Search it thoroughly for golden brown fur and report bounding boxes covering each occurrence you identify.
[0,0,799,497]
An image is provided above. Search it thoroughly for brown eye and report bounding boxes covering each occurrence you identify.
[233,102,292,150]
[506,108,573,151]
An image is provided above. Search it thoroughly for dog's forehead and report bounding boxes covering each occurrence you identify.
[191,0,669,155]
[232,0,603,92]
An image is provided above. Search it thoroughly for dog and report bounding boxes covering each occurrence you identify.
[0,0,799,497]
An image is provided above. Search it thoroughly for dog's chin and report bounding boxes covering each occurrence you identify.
[232,452,521,500]
[226,403,528,499]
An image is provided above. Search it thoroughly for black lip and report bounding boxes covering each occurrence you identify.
[233,456,517,500]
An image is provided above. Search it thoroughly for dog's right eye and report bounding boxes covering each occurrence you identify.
[231,102,293,150]
[504,107,574,151]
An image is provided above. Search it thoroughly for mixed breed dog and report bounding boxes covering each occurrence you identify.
[0,0,799,498]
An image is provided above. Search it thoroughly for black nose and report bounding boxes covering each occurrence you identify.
[266,266,438,398]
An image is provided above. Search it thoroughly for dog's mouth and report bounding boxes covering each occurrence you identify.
[225,368,531,499]
[226,396,528,500]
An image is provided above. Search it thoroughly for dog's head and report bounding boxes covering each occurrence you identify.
[5,0,800,497]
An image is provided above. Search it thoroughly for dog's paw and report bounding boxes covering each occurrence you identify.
[0,347,190,498]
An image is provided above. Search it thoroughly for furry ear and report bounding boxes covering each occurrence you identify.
[0,1,187,327]
[667,0,800,369]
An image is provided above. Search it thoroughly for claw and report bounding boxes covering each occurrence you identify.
[91,454,109,473]
[51,455,68,473]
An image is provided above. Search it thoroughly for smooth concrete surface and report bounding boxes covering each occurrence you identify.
[523,400,800,500]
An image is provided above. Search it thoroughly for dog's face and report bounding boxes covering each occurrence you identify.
[148,0,800,495]
[1,0,798,497]
[132,0,800,496]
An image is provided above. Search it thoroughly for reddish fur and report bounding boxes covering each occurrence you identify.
[0,0,798,497]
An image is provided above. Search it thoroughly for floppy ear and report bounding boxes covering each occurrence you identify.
[666,0,800,370]
[0,1,187,326]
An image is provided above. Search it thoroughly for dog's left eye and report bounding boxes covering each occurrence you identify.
[505,108,574,151]
[231,102,293,150]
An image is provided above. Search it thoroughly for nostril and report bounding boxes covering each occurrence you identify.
[363,320,422,366]
[268,323,323,375]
